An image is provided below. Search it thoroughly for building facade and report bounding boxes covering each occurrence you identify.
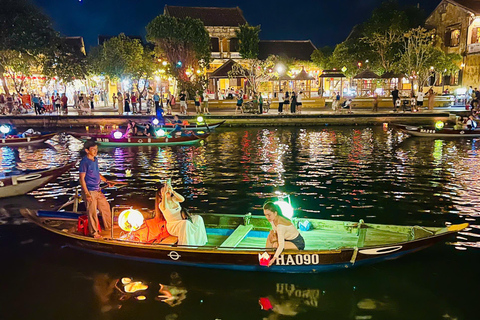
[426,0,480,87]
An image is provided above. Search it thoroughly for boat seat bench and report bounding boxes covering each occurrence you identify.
[219,224,253,248]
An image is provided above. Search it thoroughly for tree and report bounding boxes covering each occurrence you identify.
[0,0,57,94]
[236,24,261,59]
[89,34,156,108]
[228,57,275,95]
[361,29,402,73]
[399,27,439,90]
[146,15,211,89]
[311,46,333,70]
[42,38,89,87]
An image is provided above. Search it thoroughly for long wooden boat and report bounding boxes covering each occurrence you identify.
[0,132,56,146]
[70,132,210,146]
[0,162,75,198]
[157,120,226,132]
[392,123,480,137]
[21,208,467,273]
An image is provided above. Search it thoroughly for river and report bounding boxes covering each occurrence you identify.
[0,126,478,319]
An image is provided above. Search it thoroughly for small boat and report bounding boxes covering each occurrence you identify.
[21,207,467,273]
[0,132,56,146]
[158,120,226,132]
[70,132,210,146]
[392,123,480,138]
[0,162,75,198]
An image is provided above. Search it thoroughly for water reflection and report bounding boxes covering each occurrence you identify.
[1,127,479,247]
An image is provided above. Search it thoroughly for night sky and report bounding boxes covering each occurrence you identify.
[31,0,441,50]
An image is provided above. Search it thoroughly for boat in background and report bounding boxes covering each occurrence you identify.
[0,132,57,146]
[21,207,467,273]
[392,123,480,138]
[70,132,210,146]
[157,120,226,132]
[0,162,75,198]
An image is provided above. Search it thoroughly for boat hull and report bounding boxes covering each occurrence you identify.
[71,133,209,146]
[21,209,464,273]
[392,124,480,137]
[0,133,56,146]
[157,120,226,132]
[0,163,75,198]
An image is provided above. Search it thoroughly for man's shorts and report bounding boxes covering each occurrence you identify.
[417,101,423,106]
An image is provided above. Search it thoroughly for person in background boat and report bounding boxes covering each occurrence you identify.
[263,201,305,267]
[158,180,207,246]
[79,140,113,239]
[466,115,477,130]
[144,123,156,137]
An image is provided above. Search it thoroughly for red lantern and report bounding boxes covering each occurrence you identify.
[32,77,37,80]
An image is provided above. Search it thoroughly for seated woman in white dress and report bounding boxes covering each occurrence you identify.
[157,181,207,246]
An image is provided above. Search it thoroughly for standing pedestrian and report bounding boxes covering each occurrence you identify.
[194,91,201,114]
[32,94,41,115]
[391,87,399,112]
[297,91,303,114]
[372,93,378,112]
[55,93,61,114]
[290,91,297,114]
[258,92,263,114]
[131,92,137,114]
[61,93,68,114]
[179,91,187,115]
[416,90,424,110]
[79,140,113,239]
[203,91,210,114]
[112,93,117,110]
[277,89,284,114]
[427,87,435,110]
[235,91,244,114]
[124,92,131,115]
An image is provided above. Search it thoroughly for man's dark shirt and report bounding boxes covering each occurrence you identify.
[392,90,399,100]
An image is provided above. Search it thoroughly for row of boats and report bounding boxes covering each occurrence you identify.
[1,121,471,273]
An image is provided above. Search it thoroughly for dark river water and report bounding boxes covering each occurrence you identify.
[1,126,479,320]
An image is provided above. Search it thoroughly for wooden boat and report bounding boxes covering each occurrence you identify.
[21,207,467,273]
[70,132,210,146]
[392,123,480,138]
[0,132,56,146]
[0,162,75,198]
[157,120,226,132]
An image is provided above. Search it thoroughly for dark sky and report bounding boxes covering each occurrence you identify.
[31,0,440,50]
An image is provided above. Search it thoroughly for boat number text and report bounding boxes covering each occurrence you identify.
[168,251,181,261]
[419,129,436,134]
[276,254,320,266]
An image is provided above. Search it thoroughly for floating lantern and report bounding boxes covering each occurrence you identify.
[0,124,11,134]
[155,129,166,137]
[383,123,388,130]
[113,131,123,139]
[152,118,159,125]
[274,200,294,219]
[435,121,444,130]
[118,209,144,232]
[196,116,204,123]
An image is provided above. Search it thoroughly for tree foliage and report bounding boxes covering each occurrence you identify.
[236,24,261,59]
[331,0,425,75]
[42,38,89,85]
[311,46,333,70]
[228,57,275,94]
[146,15,211,87]
[89,34,156,103]
[0,0,57,94]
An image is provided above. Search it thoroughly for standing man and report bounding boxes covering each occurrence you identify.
[32,94,41,115]
[391,86,399,112]
[79,141,113,239]
[416,90,424,110]
[179,90,187,115]
[61,93,68,114]
[278,89,284,114]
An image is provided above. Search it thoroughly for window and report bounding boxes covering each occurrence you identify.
[450,29,460,47]
[471,27,480,44]
[210,38,220,52]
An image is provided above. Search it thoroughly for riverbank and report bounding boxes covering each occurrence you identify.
[0,109,460,128]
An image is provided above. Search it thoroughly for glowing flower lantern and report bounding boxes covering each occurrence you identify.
[435,121,445,130]
[113,131,123,139]
[274,200,294,219]
[118,209,144,232]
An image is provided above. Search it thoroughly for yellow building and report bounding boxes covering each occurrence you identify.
[426,0,480,88]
